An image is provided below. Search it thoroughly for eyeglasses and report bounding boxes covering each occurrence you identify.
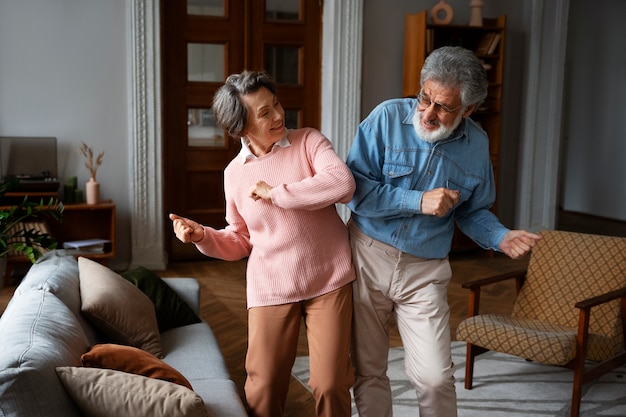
[416,93,462,114]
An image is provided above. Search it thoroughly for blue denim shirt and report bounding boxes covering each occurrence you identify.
[346,97,509,259]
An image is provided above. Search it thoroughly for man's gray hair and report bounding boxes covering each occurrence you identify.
[420,46,488,107]
[212,71,277,138]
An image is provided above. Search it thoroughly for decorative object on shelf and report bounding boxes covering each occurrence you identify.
[64,176,78,203]
[85,178,100,205]
[79,142,104,205]
[469,0,484,27]
[0,178,64,265]
[430,0,453,25]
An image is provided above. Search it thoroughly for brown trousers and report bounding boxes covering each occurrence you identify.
[244,284,354,417]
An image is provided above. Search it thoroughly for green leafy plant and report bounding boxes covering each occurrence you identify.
[0,179,64,263]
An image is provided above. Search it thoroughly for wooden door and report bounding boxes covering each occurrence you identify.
[162,0,322,260]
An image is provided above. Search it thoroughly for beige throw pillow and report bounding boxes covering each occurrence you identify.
[78,257,162,357]
[56,367,209,417]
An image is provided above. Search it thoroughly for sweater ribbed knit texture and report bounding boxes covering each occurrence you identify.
[195,128,356,308]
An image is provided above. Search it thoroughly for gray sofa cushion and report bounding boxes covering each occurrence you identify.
[14,251,100,344]
[0,288,89,417]
[193,379,248,417]
[161,322,230,381]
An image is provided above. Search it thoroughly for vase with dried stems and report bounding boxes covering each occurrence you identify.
[79,142,105,205]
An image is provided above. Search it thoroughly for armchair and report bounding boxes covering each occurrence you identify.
[456,230,626,417]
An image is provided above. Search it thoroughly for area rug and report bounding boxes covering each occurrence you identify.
[291,341,626,416]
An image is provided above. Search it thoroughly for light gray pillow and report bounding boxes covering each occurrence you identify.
[78,257,162,357]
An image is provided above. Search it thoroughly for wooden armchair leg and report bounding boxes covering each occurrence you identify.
[570,364,584,417]
[464,343,488,389]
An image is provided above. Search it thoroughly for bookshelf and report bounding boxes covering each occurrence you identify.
[402,10,506,251]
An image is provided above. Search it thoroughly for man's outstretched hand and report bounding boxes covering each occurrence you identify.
[499,230,542,259]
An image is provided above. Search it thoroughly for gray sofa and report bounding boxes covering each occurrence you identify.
[0,251,248,417]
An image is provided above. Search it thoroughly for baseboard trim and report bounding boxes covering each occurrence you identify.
[557,210,626,237]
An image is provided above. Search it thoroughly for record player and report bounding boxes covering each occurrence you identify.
[0,136,60,193]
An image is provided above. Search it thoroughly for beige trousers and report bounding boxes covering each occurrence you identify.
[244,284,354,417]
[349,223,457,417]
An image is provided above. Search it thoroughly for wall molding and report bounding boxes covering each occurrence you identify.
[321,0,363,221]
[128,0,166,269]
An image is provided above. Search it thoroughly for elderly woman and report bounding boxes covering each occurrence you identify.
[169,70,355,417]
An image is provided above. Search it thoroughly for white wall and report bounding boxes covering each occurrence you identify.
[0,0,131,269]
[561,0,626,221]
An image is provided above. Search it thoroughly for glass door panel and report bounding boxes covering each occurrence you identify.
[265,0,301,20]
[187,108,226,147]
[265,45,300,84]
[284,109,300,129]
[187,43,225,82]
[187,0,224,16]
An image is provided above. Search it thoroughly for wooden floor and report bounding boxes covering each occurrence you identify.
[0,250,525,417]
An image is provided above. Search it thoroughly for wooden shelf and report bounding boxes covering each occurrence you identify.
[46,201,116,260]
[5,201,116,261]
[3,199,116,285]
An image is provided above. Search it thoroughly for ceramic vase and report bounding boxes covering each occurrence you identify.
[469,0,484,26]
[86,178,100,205]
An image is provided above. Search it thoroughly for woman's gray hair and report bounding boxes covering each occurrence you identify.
[420,46,488,107]
[212,70,277,138]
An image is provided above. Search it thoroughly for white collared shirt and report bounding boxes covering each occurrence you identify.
[239,134,291,163]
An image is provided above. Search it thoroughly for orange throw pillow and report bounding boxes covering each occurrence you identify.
[81,343,193,390]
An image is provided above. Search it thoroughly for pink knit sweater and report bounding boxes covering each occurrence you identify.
[194,128,356,308]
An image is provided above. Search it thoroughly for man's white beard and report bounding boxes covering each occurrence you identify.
[412,110,463,143]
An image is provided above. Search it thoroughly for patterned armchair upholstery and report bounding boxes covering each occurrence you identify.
[456,230,626,417]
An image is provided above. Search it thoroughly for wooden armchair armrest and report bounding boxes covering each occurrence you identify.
[461,268,527,317]
[575,286,626,310]
[461,268,527,290]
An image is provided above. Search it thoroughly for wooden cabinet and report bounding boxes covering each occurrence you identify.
[3,199,115,284]
[402,11,506,251]
[46,201,116,261]
[4,200,116,263]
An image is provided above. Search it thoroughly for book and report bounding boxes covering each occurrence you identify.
[487,33,502,55]
[426,29,435,54]
[63,238,110,253]
[476,32,496,55]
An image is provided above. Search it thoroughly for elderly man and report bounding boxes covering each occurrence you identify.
[346,46,541,417]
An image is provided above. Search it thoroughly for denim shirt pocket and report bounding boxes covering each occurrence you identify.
[446,178,473,209]
[383,163,414,188]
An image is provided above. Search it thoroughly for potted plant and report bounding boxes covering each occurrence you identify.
[0,179,64,275]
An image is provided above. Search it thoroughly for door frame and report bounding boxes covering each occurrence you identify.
[126,0,364,269]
